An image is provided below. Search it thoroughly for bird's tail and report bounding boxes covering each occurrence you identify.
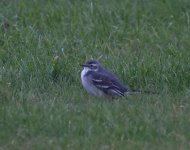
[125,89,157,95]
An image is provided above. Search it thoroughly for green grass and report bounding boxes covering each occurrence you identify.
[1,0,190,149]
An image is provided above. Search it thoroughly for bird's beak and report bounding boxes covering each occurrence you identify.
[80,64,90,67]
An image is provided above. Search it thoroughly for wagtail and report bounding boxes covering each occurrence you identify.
[81,59,151,98]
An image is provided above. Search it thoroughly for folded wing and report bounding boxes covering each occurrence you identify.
[91,72,128,97]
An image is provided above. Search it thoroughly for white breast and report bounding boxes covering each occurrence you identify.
[81,68,104,97]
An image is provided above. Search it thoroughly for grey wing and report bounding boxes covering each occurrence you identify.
[91,72,128,97]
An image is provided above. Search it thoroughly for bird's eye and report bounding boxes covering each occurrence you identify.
[90,64,97,69]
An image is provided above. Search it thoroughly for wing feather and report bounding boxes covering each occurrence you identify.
[91,71,127,96]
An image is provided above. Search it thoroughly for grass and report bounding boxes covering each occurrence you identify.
[0,0,190,149]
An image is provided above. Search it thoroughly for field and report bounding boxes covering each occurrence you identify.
[1,0,190,149]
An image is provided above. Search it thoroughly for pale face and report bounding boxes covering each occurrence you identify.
[88,63,98,71]
[81,63,99,72]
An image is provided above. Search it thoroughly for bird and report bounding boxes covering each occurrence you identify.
[80,59,150,98]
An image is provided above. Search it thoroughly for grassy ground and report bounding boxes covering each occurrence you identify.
[1,0,190,149]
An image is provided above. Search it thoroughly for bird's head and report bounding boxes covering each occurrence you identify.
[81,60,101,72]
